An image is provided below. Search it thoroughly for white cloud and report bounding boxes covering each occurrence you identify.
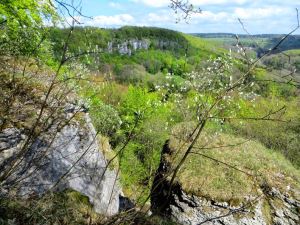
[85,14,135,27]
[132,0,249,8]
[144,10,231,24]
[108,2,122,9]
[191,11,230,22]
[234,7,292,20]
[147,12,173,23]
[136,5,298,34]
[131,0,169,8]
[190,0,249,5]
[72,0,299,34]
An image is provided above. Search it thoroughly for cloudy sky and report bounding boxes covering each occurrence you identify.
[73,0,300,34]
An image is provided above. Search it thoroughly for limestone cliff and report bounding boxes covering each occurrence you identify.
[107,38,182,55]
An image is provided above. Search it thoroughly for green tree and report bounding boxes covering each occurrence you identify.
[116,86,175,202]
[0,0,56,56]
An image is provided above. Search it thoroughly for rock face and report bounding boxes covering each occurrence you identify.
[108,39,150,55]
[0,109,121,216]
[151,141,300,225]
[107,38,182,55]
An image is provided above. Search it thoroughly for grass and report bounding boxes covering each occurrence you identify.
[167,125,300,205]
[0,190,179,225]
[283,49,300,55]
[262,199,272,225]
[0,190,104,225]
[201,37,269,48]
[184,34,225,56]
[231,97,300,168]
[98,135,119,170]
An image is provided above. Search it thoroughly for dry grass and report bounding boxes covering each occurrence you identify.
[98,135,119,170]
[0,190,105,225]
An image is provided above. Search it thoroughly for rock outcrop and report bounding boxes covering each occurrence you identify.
[107,38,182,55]
[0,107,121,216]
[107,39,150,55]
[151,141,300,225]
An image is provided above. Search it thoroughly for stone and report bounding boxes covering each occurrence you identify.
[0,112,121,216]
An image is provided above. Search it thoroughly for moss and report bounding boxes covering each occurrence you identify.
[229,198,242,207]
[66,189,90,205]
[74,111,87,128]
[262,199,273,225]
[0,190,104,225]
[98,135,119,170]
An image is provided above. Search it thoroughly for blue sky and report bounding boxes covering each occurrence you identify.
[70,0,300,34]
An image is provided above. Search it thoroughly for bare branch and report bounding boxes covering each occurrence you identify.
[169,0,202,22]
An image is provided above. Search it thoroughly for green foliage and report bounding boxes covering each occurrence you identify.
[114,26,189,54]
[89,102,121,137]
[253,68,298,98]
[265,36,300,52]
[0,0,53,25]
[184,34,224,56]
[195,33,300,56]
[0,0,56,56]
[262,50,300,73]
[48,26,190,62]
[231,97,300,168]
[79,78,123,137]
[116,86,175,202]
[48,26,222,80]
[49,27,112,60]
[116,64,148,84]
[2,0,300,218]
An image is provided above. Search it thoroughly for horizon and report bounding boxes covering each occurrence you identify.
[58,25,300,36]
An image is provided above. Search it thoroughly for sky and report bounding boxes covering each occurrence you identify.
[67,0,300,34]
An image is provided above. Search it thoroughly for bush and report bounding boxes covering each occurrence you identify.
[116,86,176,202]
[89,102,121,137]
[115,64,148,84]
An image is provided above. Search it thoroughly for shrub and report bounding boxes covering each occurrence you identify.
[116,86,176,202]
[115,64,148,84]
[89,102,121,137]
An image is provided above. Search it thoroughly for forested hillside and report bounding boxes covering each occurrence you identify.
[0,1,299,225]
[48,26,220,78]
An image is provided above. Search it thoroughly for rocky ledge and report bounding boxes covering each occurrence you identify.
[151,141,300,225]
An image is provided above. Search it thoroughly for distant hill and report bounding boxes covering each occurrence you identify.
[191,33,289,38]
[48,26,223,77]
[192,33,300,54]
[50,26,191,59]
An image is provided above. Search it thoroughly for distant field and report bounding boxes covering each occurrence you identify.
[284,49,300,55]
[193,33,300,54]
[202,37,269,49]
